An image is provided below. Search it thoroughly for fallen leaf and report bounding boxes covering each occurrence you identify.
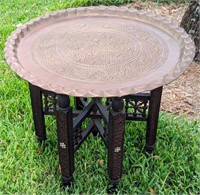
[183,110,193,115]
[172,93,180,101]
[153,155,160,159]
[59,164,62,173]
[18,115,22,120]
[150,188,155,195]
[98,159,103,167]
[183,100,194,106]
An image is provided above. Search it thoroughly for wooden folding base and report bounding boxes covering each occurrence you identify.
[29,83,162,189]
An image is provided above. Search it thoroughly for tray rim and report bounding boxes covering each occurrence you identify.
[4,6,195,97]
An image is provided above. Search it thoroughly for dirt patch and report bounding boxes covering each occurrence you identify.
[126,1,200,119]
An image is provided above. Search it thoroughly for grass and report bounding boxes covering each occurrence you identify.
[0,0,199,194]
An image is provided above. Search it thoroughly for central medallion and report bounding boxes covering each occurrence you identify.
[59,31,140,68]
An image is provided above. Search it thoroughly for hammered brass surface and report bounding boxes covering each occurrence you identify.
[33,17,168,81]
[5,6,195,97]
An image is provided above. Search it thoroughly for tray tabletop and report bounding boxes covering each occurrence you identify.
[4,6,195,97]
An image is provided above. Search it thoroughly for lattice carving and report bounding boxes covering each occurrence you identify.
[125,95,149,120]
[42,91,57,114]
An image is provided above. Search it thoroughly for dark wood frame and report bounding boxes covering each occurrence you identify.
[29,83,163,189]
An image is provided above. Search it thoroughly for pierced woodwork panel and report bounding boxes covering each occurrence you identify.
[42,90,57,115]
[125,94,150,121]
[72,98,111,150]
[39,92,154,151]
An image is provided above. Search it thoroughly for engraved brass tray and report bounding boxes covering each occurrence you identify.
[4,6,195,97]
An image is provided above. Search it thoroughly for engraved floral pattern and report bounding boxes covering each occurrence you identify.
[4,6,195,97]
[33,18,168,81]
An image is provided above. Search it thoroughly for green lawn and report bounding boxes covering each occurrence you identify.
[0,0,199,194]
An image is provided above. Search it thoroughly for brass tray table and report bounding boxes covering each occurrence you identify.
[4,6,195,190]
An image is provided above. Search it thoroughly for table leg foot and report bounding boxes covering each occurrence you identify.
[145,145,155,154]
[37,136,46,142]
[29,83,46,141]
[56,95,74,187]
[62,175,73,187]
[108,98,125,189]
[146,87,162,153]
[107,180,119,194]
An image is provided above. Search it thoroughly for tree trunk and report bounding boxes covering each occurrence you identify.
[180,0,200,63]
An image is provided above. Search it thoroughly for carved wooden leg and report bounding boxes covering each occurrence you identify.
[108,98,126,190]
[56,95,74,187]
[146,86,163,153]
[29,83,46,141]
